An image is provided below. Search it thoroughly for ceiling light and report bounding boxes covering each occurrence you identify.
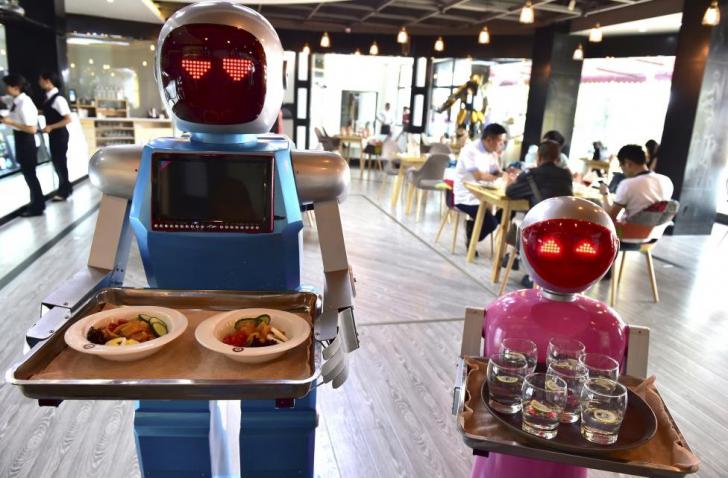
[478,26,490,44]
[88,58,94,65]
[320,32,330,48]
[345,27,351,33]
[354,49,361,55]
[107,0,114,3]
[568,0,576,11]
[149,44,155,51]
[589,23,603,42]
[397,27,408,44]
[70,62,76,68]
[142,60,148,67]
[0,49,5,56]
[302,43,311,54]
[703,1,720,26]
[369,41,379,55]
[519,1,535,24]
[103,64,110,70]
[572,43,584,61]
[434,36,444,52]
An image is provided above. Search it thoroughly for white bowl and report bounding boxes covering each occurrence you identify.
[64,306,188,362]
[195,308,311,364]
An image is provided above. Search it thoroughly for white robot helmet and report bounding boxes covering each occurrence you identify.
[519,197,619,295]
[155,1,284,135]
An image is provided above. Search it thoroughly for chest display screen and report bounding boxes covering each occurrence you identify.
[151,152,274,233]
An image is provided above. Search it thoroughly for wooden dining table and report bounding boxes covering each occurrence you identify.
[389,153,429,209]
[463,181,604,283]
[335,134,364,161]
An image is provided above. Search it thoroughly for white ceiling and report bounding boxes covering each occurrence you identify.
[575,13,683,37]
[65,0,165,24]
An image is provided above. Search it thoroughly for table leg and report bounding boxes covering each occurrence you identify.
[359,154,365,179]
[491,204,512,283]
[390,167,406,209]
[466,201,487,263]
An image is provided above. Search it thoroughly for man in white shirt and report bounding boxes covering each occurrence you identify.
[377,102,393,136]
[600,144,674,222]
[39,71,73,200]
[453,123,507,249]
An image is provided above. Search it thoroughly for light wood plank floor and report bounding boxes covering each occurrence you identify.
[1,173,726,477]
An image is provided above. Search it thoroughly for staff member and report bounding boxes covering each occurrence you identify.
[377,102,393,136]
[39,71,73,200]
[2,74,44,216]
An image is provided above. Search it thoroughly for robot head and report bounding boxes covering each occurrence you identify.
[520,197,618,295]
[156,1,283,135]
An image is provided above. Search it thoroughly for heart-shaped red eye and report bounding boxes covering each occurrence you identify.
[222,57,254,81]
[181,59,211,79]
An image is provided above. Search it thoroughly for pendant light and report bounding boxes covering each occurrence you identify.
[589,23,603,42]
[567,0,576,11]
[572,44,584,61]
[519,1,535,24]
[354,49,361,55]
[478,26,491,44]
[702,1,721,26]
[434,36,444,52]
[301,43,311,55]
[369,41,379,55]
[320,32,330,48]
[397,27,408,44]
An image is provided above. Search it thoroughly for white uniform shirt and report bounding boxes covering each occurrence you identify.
[7,92,38,131]
[377,109,393,126]
[45,87,71,117]
[614,171,674,219]
[453,139,500,206]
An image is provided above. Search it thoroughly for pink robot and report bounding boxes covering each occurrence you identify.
[472,196,640,478]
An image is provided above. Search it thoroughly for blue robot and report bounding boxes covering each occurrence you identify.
[23,2,358,476]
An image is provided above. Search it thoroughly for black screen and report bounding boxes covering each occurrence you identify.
[152,152,273,232]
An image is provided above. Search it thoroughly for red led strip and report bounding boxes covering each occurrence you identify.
[222,57,254,81]
[181,59,211,79]
[575,241,597,256]
[539,238,561,256]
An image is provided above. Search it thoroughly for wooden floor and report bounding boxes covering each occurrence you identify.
[1,172,727,478]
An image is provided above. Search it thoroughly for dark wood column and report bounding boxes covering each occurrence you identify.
[4,0,67,99]
[657,0,728,234]
[521,25,583,159]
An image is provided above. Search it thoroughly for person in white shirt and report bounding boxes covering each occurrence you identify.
[376,102,393,136]
[2,74,44,216]
[453,123,507,249]
[39,71,73,200]
[600,144,674,222]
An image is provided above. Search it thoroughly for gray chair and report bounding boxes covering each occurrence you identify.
[404,153,450,220]
[314,127,340,152]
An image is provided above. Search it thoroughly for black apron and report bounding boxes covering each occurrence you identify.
[42,92,72,197]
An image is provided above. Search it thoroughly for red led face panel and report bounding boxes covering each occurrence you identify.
[222,57,254,81]
[181,59,211,79]
[160,24,266,125]
[522,219,618,290]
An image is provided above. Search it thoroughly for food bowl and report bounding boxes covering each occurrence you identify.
[194,308,311,364]
[64,306,188,362]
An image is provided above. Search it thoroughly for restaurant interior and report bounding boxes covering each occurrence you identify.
[0,0,727,477]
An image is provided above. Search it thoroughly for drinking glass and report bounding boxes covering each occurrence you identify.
[546,337,586,367]
[499,338,538,373]
[579,353,620,381]
[486,353,529,414]
[521,373,568,439]
[580,378,628,444]
[548,360,589,423]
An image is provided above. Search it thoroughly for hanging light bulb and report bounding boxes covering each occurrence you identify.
[589,23,603,42]
[369,41,379,55]
[320,32,331,48]
[354,49,361,55]
[519,1,535,24]
[568,0,576,11]
[478,26,491,44]
[702,1,721,26]
[434,36,444,52]
[572,43,584,61]
[397,27,408,44]
[302,43,311,54]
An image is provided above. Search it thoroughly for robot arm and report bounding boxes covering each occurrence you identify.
[292,150,359,388]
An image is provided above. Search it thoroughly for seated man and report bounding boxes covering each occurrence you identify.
[522,130,571,171]
[599,144,673,223]
[453,123,507,249]
[506,140,573,207]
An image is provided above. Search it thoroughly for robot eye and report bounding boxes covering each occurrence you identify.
[539,238,562,256]
[222,57,255,81]
[575,241,598,257]
[181,58,212,79]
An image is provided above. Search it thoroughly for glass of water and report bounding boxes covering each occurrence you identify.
[547,360,589,423]
[499,338,538,373]
[580,378,628,444]
[487,353,529,414]
[546,337,586,367]
[521,373,568,439]
[579,353,620,381]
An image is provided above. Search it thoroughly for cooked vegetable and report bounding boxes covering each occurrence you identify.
[223,316,288,348]
[86,314,167,346]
